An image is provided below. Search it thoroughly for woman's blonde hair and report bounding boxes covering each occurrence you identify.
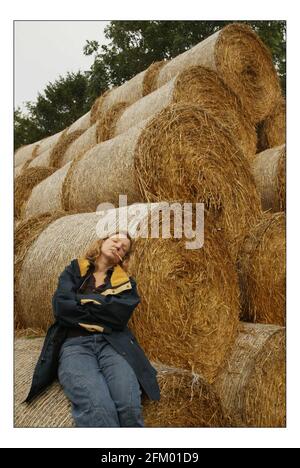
[83,231,134,272]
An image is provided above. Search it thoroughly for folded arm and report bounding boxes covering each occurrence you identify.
[52,261,140,331]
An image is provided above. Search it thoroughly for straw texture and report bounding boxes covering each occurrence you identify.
[66,111,91,134]
[24,163,72,219]
[60,124,98,166]
[157,23,281,123]
[142,60,167,96]
[113,66,257,160]
[94,60,167,118]
[14,210,76,328]
[97,102,130,143]
[252,144,286,212]
[14,143,39,169]
[214,322,286,427]
[14,167,57,219]
[237,212,286,326]
[14,337,226,428]
[257,96,286,152]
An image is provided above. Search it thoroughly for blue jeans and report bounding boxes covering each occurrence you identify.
[58,334,145,427]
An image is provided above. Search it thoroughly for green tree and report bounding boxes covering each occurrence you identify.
[14,71,90,149]
[85,20,286,97]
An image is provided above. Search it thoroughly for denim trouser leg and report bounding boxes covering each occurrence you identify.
[58,335,144,427]
[95,336,144,427]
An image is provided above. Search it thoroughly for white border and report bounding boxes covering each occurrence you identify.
[1,0,299,449]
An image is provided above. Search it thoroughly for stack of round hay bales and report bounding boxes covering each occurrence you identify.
[155,23,281,124]
[213,322,286,428]
[237,212,286,326]
[14,321,285,427]
[93,24,280,125]
[97,65,257,161]
[15,204,240,383]
[22,103,262,261]
[257,96,286,152]
[252,144,286,212]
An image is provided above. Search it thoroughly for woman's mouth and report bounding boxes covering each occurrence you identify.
[111,248,122,261]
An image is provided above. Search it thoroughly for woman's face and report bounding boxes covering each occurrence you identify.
[101,234,131,265]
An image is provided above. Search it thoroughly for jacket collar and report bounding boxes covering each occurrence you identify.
[77,257,130,287]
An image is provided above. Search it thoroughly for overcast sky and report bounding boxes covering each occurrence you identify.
[14,21,110,112]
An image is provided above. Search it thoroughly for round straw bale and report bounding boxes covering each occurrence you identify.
[99,70,147,114]
[14,143,39,169]
[96,101,130,143]
[114,65,257,160]
[34,130,64,157]
[14,167,57,219]
[16,204,239,382]
[257,96,286,152]
[23,162,72,219]
[19,144,41,174]
[61,124,98,166]
[66,111,91,134]
[14,163,25,178]
[157,23,281,123]
[48,129,85,168]
[237,212,286,326]
[142,60,167,96]
[91,61,166,123]
[14,210,76,327]
[90,89,112,125]
[14,337,226,427]
[214,322,286,427]
[252,144,286,212]
[22,103,262,260]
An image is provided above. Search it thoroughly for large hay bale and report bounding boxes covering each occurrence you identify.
[66,111,91,133]
[96,60,167,117]
[237,212,286,326]
[111,66,256,159]
[156,23,281,123]
[252,144,286,212]
[14,337,226,427]
[28,129,85,170]
[22,103,262,260]
[142,60,167,96]
[14,164,25,178]
[14,143,39,169]
[214,322,286,427]
[14,210,76,328]
[15,204,240,382]
[60,124,98,166]
[14,167,57,219]
[34,131,64,157]
[97,102,130,143]
[23,163,72,219]
[257,96,286,152]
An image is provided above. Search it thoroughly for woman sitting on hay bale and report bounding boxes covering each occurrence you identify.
[24,231,160,427]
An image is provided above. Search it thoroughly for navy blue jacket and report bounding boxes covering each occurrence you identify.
[24,257,160,403]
